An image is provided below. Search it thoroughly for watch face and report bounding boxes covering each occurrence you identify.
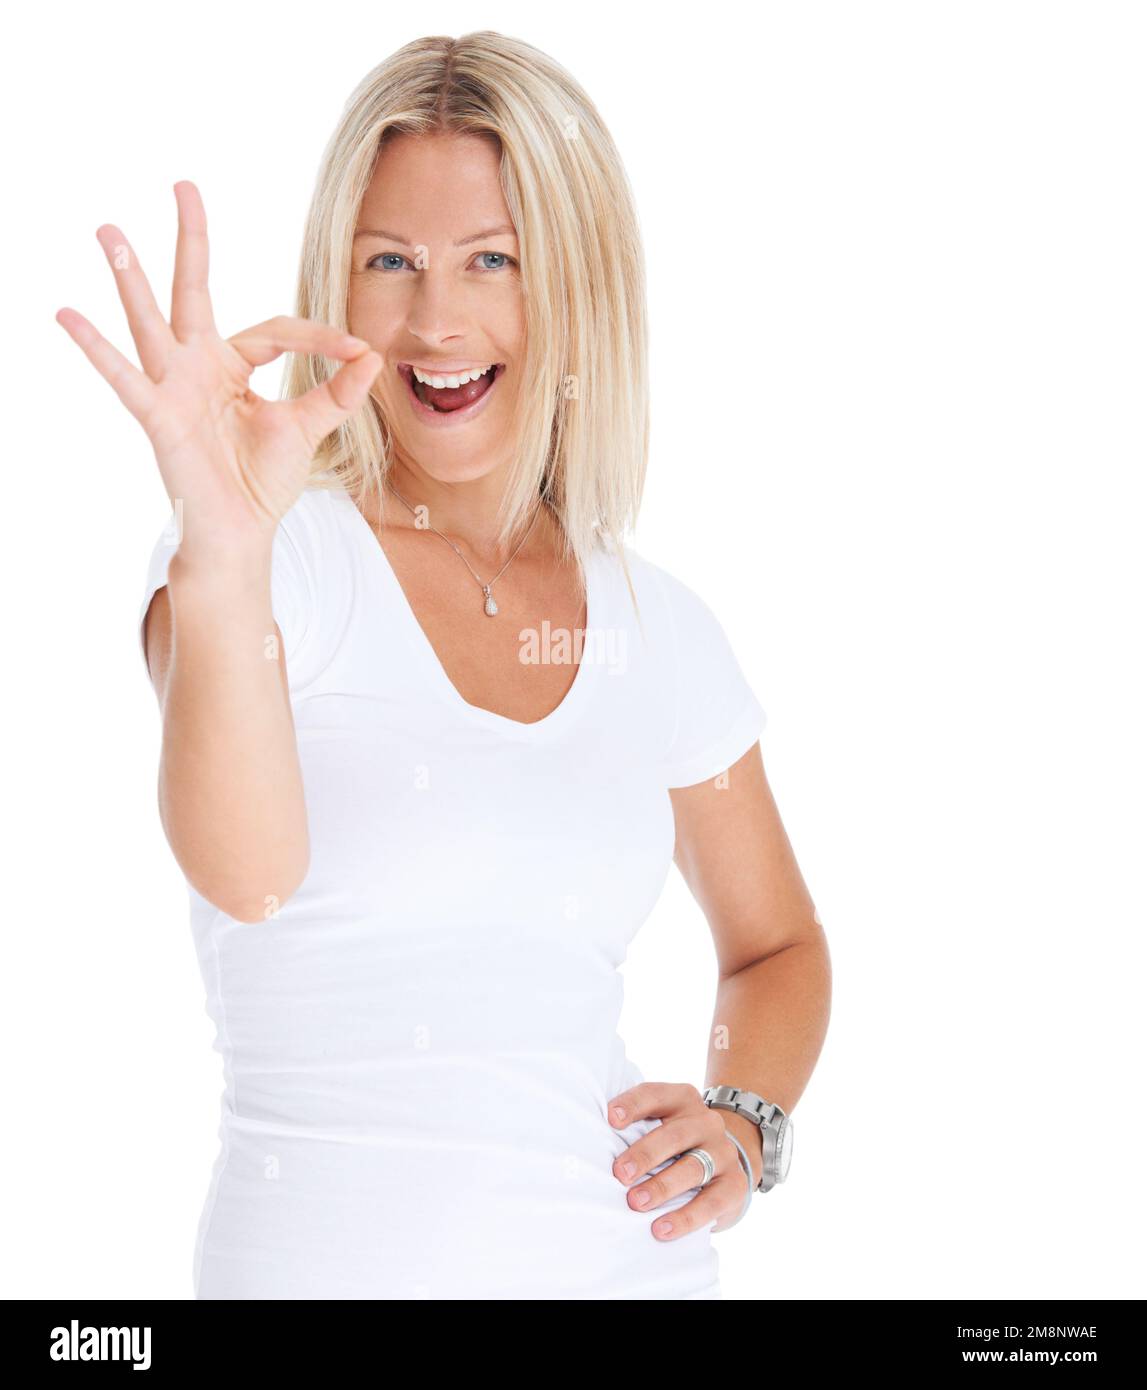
[777,1122,794,1180]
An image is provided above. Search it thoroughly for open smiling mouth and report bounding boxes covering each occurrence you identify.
[397,362,506,416]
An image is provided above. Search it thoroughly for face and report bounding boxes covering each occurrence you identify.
[347,132,524,484]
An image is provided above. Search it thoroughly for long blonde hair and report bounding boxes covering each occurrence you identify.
[281,31,649,612]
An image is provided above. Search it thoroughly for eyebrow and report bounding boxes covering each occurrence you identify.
[352,224,518,246]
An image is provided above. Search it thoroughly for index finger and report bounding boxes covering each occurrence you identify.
[607,1081,696,1126]
[170,180,216,340]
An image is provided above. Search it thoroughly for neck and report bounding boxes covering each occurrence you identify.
[375,457,550,566]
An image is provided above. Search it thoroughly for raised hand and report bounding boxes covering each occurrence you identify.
[56,180,379,564]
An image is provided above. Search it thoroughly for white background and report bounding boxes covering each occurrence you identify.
[4,0,1143,1300]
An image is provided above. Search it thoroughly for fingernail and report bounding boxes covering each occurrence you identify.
[654,1219,673,1237]
[617,1160,635,1180]
[610,1106,626,1124]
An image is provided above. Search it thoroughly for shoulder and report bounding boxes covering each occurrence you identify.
[606,538,763,704]
[604,545,767,788]
[274,477,347,567]
[601,540,732,645]
[268,476,365,606]
[265,478,358,691]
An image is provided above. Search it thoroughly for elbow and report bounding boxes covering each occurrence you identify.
[224,894,298,926]
[206,854,311,926]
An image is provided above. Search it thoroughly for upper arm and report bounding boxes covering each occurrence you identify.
[669,741,821,977]
[142,583,173,705]
[641,557,810,971]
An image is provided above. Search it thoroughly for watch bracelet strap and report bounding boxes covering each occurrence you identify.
[703,1085,775,1194]
[705,1084,779,1129]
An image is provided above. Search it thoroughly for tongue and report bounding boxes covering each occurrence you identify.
[418,370,494,412]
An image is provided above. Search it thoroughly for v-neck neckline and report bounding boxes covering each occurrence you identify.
[335,485,604,740]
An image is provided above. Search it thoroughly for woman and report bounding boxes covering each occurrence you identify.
[57,32,830,1300]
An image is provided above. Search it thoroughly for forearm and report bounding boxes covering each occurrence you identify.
[158,546,309,922]
[705,936,832,1185]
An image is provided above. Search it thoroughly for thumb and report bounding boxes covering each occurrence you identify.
[290,350,380,446]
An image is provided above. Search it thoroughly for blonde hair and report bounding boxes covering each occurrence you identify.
[281,30,649,615]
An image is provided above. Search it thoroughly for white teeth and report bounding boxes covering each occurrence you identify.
[411,364,494,389]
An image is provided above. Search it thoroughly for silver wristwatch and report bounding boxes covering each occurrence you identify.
[702,1084,794,1194]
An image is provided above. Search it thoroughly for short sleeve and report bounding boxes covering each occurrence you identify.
[648,563,768,789]
[136,504,314,684]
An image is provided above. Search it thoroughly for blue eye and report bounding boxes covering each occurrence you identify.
[364,251,517,272]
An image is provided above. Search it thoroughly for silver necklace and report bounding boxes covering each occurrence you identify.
[382,477,544,617]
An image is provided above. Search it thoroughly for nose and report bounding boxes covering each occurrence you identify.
[404,263,470,348]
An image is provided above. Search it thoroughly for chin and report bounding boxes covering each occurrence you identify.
[385,397,517,481]
[404,452,508,485]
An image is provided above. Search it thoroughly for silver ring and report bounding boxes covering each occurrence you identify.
[679,1147,716,1187]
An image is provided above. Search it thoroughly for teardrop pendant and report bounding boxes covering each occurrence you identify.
[483,586,498,616]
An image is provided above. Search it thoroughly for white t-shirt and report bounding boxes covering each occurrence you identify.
[137,480,767,1300]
